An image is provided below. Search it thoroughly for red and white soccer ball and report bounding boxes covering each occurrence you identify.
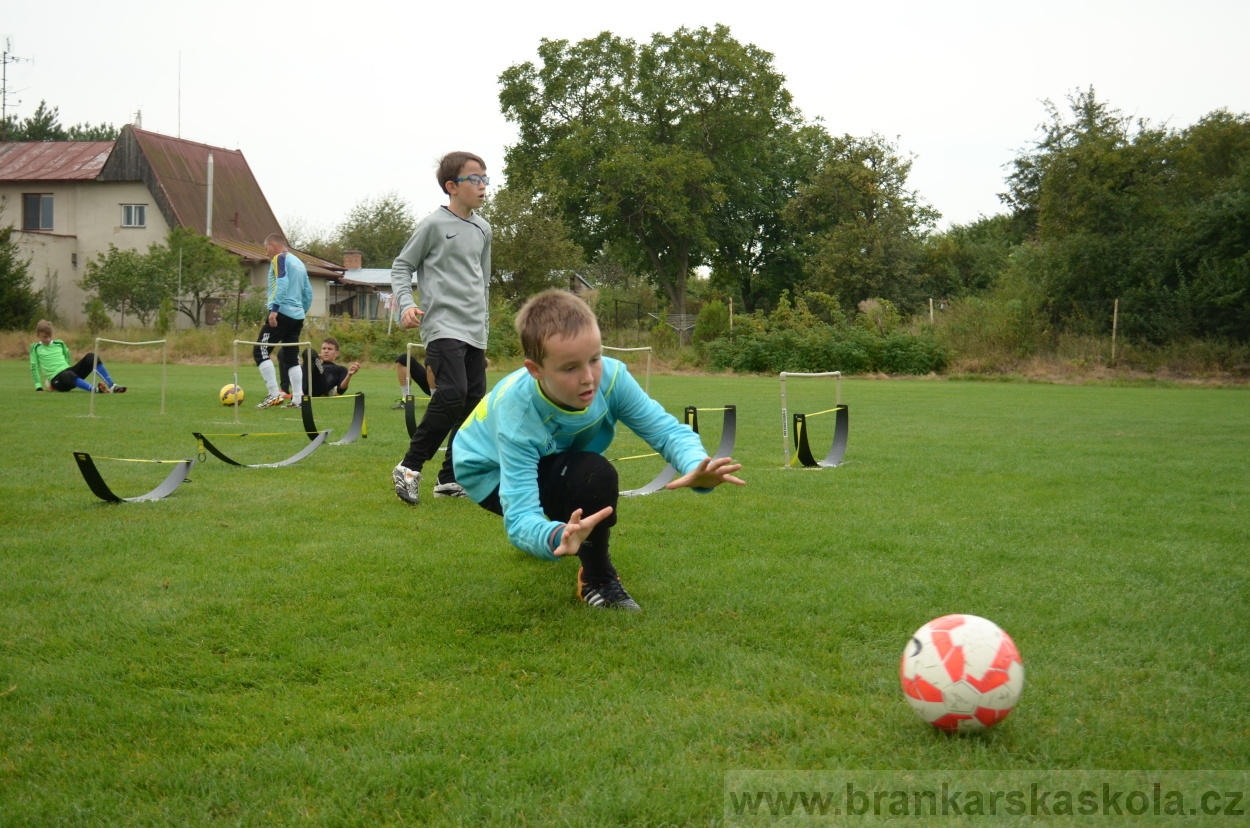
[899,614,1024,733]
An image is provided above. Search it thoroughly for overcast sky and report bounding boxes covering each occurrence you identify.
[6,0,1247,245]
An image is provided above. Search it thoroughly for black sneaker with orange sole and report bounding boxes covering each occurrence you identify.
[576,567,641,611]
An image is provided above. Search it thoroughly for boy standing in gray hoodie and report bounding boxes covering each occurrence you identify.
[390,151,492,504]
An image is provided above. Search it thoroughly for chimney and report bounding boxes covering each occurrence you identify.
[343,249,363,270]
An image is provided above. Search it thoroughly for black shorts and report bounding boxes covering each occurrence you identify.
[254,314,305,369]
[49,353,102,391]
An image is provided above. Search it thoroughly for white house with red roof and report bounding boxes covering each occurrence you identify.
[0,125,342,327]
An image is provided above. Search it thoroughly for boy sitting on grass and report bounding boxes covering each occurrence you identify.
[283,337,359,403]
[29,320,127,393]
[452,290,744,611]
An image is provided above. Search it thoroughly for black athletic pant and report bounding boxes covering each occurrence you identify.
[478,451,621,584]
[253,313,304,373]
[401,338,486,485]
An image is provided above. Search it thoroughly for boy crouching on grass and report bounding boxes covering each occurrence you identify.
[451,290,745,611]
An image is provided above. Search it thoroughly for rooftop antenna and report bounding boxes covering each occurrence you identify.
[177,51,181,138]
[1,37,33,141]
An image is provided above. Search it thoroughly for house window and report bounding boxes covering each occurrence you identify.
[23,193,54,231]
[121,204,147,228]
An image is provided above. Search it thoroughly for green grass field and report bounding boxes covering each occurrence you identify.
[1,358,1247,825]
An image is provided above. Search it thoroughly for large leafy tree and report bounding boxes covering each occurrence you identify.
[336,192,417,268]
[287,193,416,269]
[1002,89,1250,341]
[157,228,248,327]
[2,100,119,142]
[500,25,803,316]
[709,122,830,313]
[77,229,246,328]
[785,134,939,312]
[0,226,41,329]
[79,244,165,327]
[919,214,1024,301]
[479,187,584,301]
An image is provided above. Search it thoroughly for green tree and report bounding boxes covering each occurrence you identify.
[79,244,165,327]
[336,192,416,268]
[785,134,939,313]
[1001,90,1250,342]
[285,217,339,265]
[158,228,248,327]
[479,187,584,301]
[500,25,802,317]
[1163,135,1250,341]
[919,214,1023,301]
[709,123,830,313]
[0,226,41,329]
[2,100,118,142]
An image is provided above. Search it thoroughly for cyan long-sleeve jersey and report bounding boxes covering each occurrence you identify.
[452,357,710,560]
[29,340,73,388]
[267,251,312,319]
[390,207,491,349]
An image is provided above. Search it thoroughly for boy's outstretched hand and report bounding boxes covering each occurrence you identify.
[553,506,615,557]
[666,456,746,491]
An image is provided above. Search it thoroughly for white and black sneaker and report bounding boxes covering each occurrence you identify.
[392,464,421,504]
[432,481,468,499]
[577,568,641,611]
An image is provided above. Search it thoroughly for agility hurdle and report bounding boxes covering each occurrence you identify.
[231,339,313,423]
[780,371,848,468]
[684,404,738,461]
[73,452,195,503]
[300,392,367,445]
[192,430,330,468]
[603,346,651,394]
[89,338,167,417]
[617,404,737,497]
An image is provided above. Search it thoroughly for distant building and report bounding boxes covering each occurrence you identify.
[0,124,343,327]
[330,248,411,320]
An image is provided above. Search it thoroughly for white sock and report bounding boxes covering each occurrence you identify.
[401,381,410,397]
[289,366,304,404]
[259,360,279,396]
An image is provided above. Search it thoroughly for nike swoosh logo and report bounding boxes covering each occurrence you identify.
[446,233,458,239]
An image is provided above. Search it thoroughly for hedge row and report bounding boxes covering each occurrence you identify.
[705,327,947,375]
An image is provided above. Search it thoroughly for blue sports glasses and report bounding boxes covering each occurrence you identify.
[453,174,490,186]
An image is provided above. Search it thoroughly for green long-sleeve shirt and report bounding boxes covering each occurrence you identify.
[29,340,73,389]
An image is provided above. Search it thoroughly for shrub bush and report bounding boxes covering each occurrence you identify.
[693,300,729,345]
[705,324,943,375]
[878,331,947,374]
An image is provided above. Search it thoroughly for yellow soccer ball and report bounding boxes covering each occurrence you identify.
[220,383,245,406]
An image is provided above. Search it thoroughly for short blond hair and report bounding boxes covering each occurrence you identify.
[36,319,53,336]
[516,290,598,365]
